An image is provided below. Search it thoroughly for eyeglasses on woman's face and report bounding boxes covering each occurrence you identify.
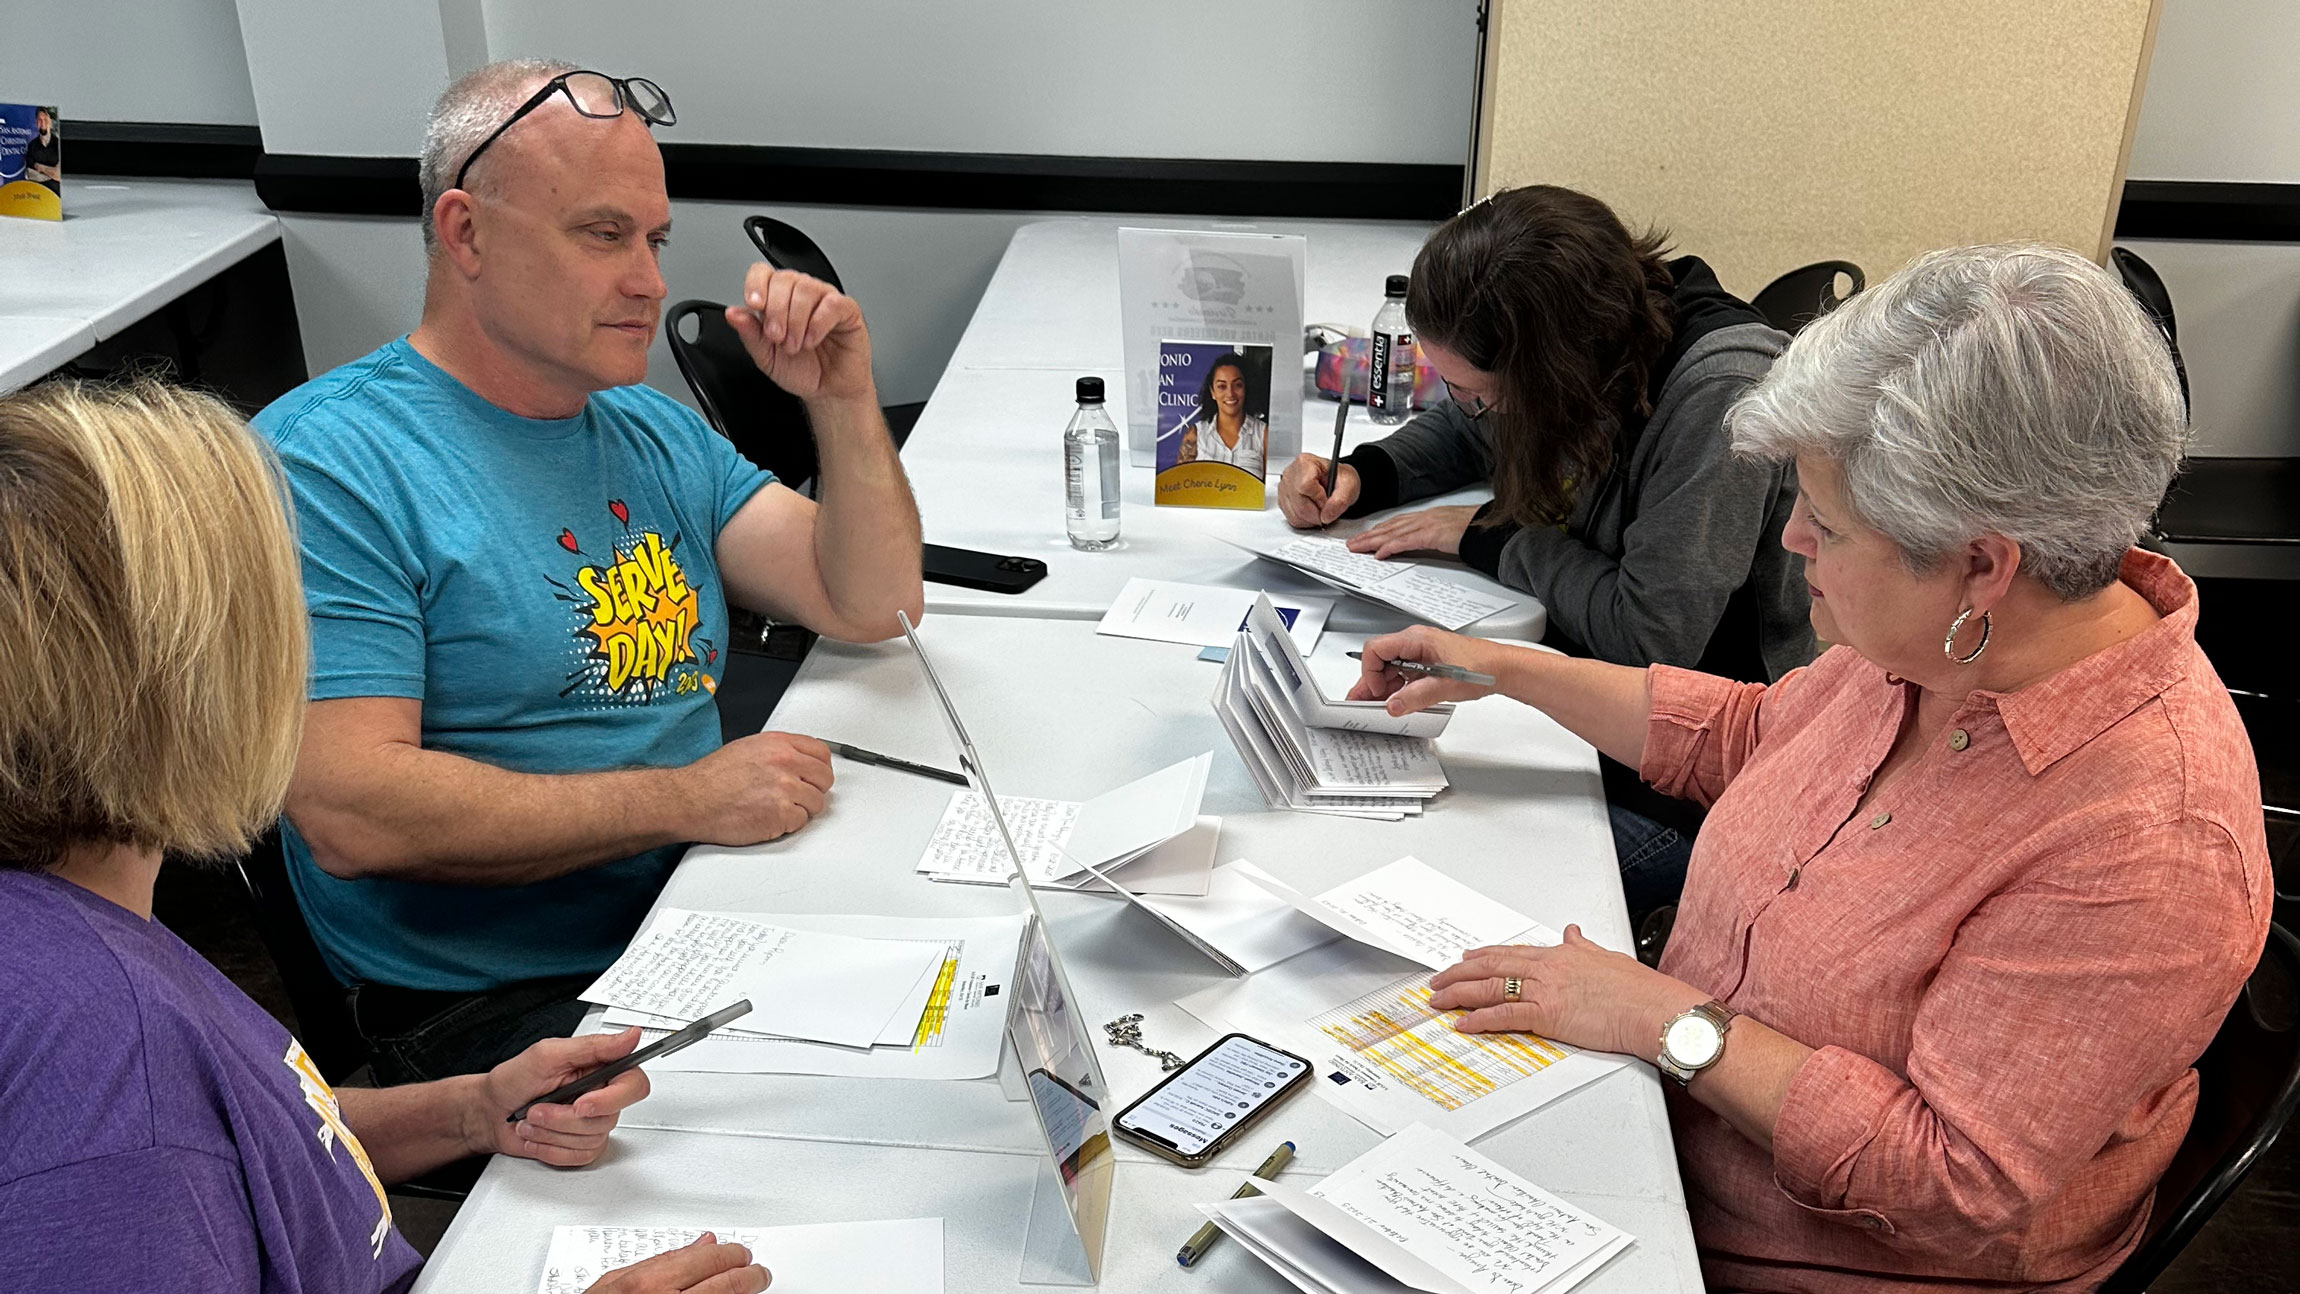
[454,71,676,193]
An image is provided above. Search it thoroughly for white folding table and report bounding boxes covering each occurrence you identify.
[414,618,1699,1293]
[0,177,281,390]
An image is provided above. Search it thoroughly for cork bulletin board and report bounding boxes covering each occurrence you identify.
[1472,1,2165,297]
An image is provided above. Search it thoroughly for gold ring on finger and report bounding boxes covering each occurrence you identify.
[1502,976,1522,1003]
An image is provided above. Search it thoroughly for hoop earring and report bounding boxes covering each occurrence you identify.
[1944,608,1992,665]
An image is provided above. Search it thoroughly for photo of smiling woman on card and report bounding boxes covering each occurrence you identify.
[1157,342,1272,509]
[1176,353,1268,472]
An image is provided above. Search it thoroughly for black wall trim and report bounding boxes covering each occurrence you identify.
[72,121,264,180]
[2116,181,2300,243]
[255,154,421,216]
[248,144,1462,221]
[660,145,1461,219]
[75,120,2300,241]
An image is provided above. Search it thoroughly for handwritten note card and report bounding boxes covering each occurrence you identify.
[538,1218,943,1294]
[917,791,1082,883]
[1311,1124,1630,1293]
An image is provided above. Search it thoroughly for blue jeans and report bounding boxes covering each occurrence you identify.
[347,973,593,1086]
[1610,802,1695,919]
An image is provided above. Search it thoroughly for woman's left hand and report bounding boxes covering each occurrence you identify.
[1347,505,1480,559]
[1427,925,1710,1056]
[469,1027,652,1167]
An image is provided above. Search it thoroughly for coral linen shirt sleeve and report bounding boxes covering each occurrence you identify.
[1638,661,1790,808]
[1768,816,2255,1261]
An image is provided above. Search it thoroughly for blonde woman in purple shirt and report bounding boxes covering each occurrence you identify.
[0,381,768,1294]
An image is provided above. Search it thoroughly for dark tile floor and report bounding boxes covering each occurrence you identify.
[153,599,2300,1287]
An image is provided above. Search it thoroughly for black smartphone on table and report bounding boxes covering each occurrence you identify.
[924,543,1047,594]
[506,999,752,1122]
[1112,1033,1312,1168]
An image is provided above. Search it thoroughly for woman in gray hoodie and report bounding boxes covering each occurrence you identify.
[1277,185,1817,910]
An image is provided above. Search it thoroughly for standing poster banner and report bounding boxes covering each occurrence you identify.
[0,104,63,222]
[1117,228,1304,469]
[1155,341,1272,510]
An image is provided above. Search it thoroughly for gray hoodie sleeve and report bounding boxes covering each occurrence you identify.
[1492,374,1787,668]
[1338,399,1492,516]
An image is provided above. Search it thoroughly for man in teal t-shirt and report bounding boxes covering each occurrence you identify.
[255,59,923,1084]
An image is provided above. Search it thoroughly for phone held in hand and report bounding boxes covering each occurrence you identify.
[1112,1033,1312,1168]
[506,999,752,1123]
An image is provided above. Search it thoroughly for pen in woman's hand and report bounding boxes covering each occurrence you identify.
[1347,650,1496,687]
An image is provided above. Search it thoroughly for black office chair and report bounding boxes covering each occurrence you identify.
[232,828,369,1084]
[664,299,820,494]
[1751,261,1865,336]
[2112,246,2191,412]
[2099,922,2300,1293]
[743,215,843,291]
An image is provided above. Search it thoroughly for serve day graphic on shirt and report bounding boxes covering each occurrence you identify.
[553,500,717,702]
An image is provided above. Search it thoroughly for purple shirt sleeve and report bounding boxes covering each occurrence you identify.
[5,1147,254,1292]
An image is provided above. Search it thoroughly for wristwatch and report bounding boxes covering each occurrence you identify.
[1657,1000,1737,1085]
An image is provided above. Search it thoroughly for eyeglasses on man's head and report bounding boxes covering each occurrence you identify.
[453,70,675,193]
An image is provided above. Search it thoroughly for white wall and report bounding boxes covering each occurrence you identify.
[480,0,1475,162]
[2116,0,2300,456]
[277,204,1047,408]
[0,0,257,124]
[241,0,1483,405]
[2128,0,2300,184]
[233,0,452,155]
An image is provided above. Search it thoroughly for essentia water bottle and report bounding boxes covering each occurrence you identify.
[1063,376,1121,550]
[1368,273,1415,426]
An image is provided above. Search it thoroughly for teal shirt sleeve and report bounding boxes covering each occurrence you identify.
[273,445,427,702]
[625,386,774,534]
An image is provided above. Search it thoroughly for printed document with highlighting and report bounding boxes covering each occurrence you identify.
[1098,578,1333,653]
[538,1217,943,1294]
[1200,1124,1629,1294]
[1228,535,1515,631]
[1177,873,1629,1139]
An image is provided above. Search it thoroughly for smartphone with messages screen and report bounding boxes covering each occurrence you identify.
[1112,1033,1311,1168]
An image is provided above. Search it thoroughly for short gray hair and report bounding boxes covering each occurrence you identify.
[1728,243,2187,599]
[417,58,578,254]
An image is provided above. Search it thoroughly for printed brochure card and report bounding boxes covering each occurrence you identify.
[0,104,62,221]
[1118,226,1304,468]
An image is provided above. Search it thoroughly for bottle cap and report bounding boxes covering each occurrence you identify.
[1385,274,1409,297]
[1076,376,1105,404]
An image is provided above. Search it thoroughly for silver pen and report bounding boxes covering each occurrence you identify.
[1346,650,1496,687]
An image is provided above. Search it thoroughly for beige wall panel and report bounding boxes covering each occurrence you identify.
[1475,1,2161,297]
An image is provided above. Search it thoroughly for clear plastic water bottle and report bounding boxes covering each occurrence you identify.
[1368,273,1415,426]
[1064,376,1121,550]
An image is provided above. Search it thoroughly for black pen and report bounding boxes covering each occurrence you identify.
[826,740,968,786]
[1321,394,1349,524]
[1179,1141,1296,1267]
